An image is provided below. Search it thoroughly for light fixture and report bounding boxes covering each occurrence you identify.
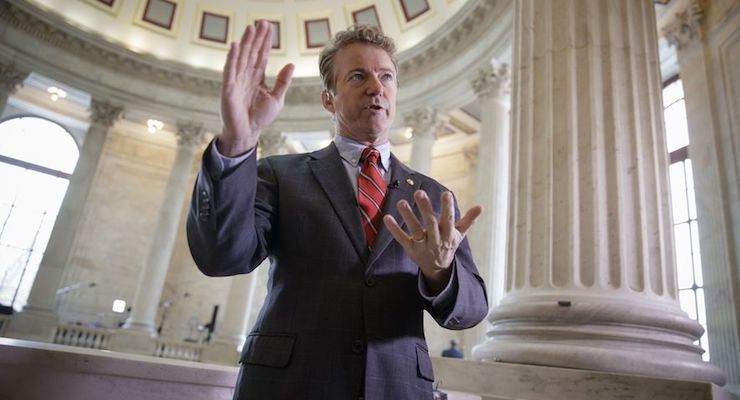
[147,119,164,134]
[47,86,67,102]
[404,127,413,139]
[112,299,127,313]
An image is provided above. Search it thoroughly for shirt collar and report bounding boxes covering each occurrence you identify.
[333,133,391,172]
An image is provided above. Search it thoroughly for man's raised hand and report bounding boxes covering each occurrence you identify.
[383,191,483,295]
[219,20,294,157]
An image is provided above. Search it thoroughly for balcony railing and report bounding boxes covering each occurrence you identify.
[153,338,203,362]
[52,324,111,350]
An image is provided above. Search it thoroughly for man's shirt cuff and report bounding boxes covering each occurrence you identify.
[418,260,458,310]
[209,138,255,174]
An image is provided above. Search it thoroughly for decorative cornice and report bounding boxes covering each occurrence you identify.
[175,121,206,148]
[89,98,123,128]
[0,61,29,93]
[404,106,437,138]
[471,62,511,100]
[663,0,705,50]
[0,0,503,106]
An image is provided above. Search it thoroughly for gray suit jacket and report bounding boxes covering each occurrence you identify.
[187,141,488,400]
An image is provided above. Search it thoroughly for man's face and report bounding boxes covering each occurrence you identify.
[321,43,397,145]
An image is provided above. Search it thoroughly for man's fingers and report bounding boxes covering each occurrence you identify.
[414,191,440,243]
[456,206,484,235]
[438,191,455,240]
[255,21,273,75]
[236,25,256,74]
[383,215,411,249]
[248,21,270,73]
[223,42,238,87]
[396,200,423,238]
[271,63,295,101]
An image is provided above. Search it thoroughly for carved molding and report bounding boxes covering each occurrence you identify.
[89,98,123,128]
[471,62,511,100]
[0,0,502,105]
[663,0,705,50]
[175,121,206,148]
[0,61,29,93]
[463,144,478,168]
[403,106,437,138]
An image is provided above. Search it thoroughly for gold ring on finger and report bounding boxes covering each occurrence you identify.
[412,229,427,243]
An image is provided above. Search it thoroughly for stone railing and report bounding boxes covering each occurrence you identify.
[153,339,203,362]
[52,324,111,350]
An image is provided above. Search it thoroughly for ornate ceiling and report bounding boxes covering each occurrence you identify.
[25,0,473,77]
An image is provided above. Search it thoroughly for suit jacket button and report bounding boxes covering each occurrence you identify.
[351,340,364,354]
[364,277,376,287]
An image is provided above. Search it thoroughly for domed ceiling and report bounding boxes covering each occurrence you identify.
[26,0,473,77]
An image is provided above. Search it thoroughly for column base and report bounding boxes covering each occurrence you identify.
[472,298,727,385]
[201,338,240,366]
[431,357,739,400]
[109,329,156,356]
[5,306,58,343]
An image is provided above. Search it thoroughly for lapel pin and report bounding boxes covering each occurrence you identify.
[406,178,414,186]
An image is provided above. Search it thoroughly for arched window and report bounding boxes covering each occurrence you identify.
[0,117,79,312]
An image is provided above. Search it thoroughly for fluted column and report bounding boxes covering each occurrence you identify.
[473,0,725,384]
[113,122,205,354]
[405,106,437,175]
[0,61,29,113]
[202,129,285,365]
[463,62,511,351]
[7,99,123,342]
[664,0,740,390]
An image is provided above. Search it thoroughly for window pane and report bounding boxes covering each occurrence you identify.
[679,289,698,320]
[690,221,704,287]
[663,80,684,107]
[0,163,24,205]
[0,207,45,249]
[670,162,688,223]
[664,100,690,152]
[684,160,697,219]
[0,117,79,173]
[674,223,693,289]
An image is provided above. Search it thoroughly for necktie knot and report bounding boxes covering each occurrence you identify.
[361,147,380,166]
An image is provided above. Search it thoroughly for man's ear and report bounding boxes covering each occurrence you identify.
[321,90,335,114]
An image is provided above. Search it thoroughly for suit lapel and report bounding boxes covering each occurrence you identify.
[308,143,368,261]
[367,154,421,270]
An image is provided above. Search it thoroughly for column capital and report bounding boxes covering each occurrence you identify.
[663,0,704,50]
[471,62,511,100]
[403,106,437,139]
[258,128,285,157]
[175,121,207,148]
[0,62,30,94]
[89,98,124,128]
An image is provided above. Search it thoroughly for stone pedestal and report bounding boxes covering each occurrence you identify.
[115,122,205,352]
[7,99,122,343]
[0,61,29,113]
[473,0,725,385]
[405,106,437,175]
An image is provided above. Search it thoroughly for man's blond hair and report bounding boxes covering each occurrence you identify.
[318,25,398,92]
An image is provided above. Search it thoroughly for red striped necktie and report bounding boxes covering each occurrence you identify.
[358,147,387,248]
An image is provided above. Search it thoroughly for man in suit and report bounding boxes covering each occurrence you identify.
[187,21,488,400]
[441,339,464,359]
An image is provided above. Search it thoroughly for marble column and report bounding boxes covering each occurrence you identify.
[7,99,123,342]
[664,0,740,391]
[463,62,511,350]
[113,122,205,354]
[0,62,29,113]
[202,129,284,365]
[405,106,437,175]
[472,0,725,385]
